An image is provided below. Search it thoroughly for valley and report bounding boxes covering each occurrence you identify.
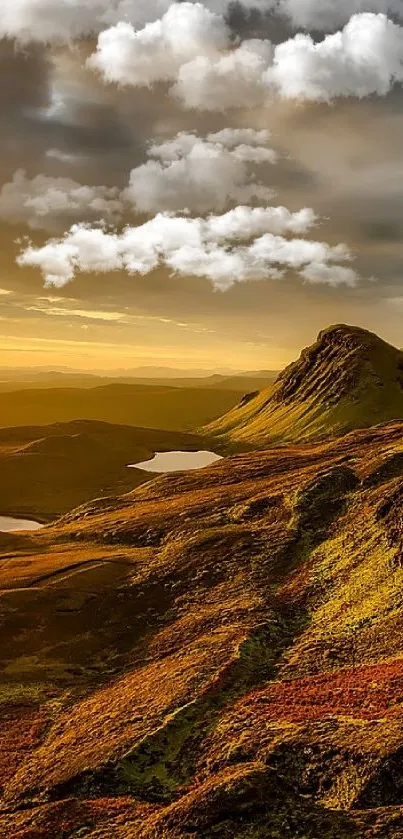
[3,0,402,833]
[3,325,403,837]
[2,418,403,836]
[0,421,204,522]
[0,382,243,432]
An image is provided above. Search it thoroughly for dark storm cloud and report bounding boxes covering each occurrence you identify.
[0,45,140,185]
[0,43,50,179]
[226,2,289,39]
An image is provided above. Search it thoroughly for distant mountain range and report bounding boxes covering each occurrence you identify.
[0,369,278,394]
[0,381,252,432]
[0,365,278,382]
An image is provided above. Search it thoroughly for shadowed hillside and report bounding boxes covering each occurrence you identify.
[0,421,202,521]
[0,383,243,432]
[206,324,403,447]
[4,422,403,835]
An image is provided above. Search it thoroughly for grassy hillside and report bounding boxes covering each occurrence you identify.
[0,383,242,432]
[207,372,278,391]
[206,324,403,448]
[0,420,202,521]
[3,421,403,835]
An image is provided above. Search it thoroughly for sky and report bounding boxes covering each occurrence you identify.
[1,1,403,371]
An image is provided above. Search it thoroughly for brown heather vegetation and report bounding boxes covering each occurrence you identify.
[4,413,403,836]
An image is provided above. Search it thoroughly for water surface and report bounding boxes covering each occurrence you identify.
[128,450,222,473]
[0,516,44,532]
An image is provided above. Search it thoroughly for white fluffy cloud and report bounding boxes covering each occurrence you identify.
[178,12,403,107]
[268,12,403,101]
[1,130,278,226]
[123,130,277,214]
[87,3,230,87]
[202,204,318,237]
[0,170,123,230]
[0,0,190,44]
[173,39,273,109]
[89,9,403,107]
[206,127,274,148]
[17,206,356,291]
[1,0,111,43]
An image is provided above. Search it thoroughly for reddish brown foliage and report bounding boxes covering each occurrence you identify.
[0,705,48,790]
[241,660,403,723]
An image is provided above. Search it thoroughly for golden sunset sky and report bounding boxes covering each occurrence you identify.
[1,3,403,371]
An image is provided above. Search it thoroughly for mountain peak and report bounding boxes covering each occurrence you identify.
[273,323,397,407]
[206,324,403,446]
[316,323,389,350]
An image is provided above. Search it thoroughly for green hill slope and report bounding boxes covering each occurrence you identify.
[206,324,403,447]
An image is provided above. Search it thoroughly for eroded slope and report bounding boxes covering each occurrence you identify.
[3,423,403,836]
[207,324,403,447]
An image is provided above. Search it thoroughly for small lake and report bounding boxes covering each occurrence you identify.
[0,516,44,533]
[128,450,223,474]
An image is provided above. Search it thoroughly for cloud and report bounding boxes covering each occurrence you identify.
[0,0,177,44]
[0,1,279,45]
[203,204,318,236]
[278,0,403,32]
[3,0,403,47]
[1,129,278,225]
[205,127,275,149]
[300,262,360,286]
[178,13,403,107]
[173,39,273,109]
[267,13,403,101]
[0,170,123,230]
[45,149,84,164]
[89,9,403,108]
[1,0,108,43]
[87,3,230,87]
[123,130,277,213]
[17,206,357,291]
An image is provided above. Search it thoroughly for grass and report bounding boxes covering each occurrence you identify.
[0,382,246,432]
[4,418,403,835]
[206,324,403,448]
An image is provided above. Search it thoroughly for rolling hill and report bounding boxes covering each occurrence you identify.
[3,421,403,836]
[0,369,278,393]
[0,420,202,521]
[206,324,403,448]
[0,383,243,432]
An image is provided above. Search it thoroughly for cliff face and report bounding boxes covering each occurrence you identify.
[274,324,403,405]
[206,324,403,447]
[3,420,403,836]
